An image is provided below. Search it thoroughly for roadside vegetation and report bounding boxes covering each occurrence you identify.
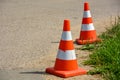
[82,17,120,80]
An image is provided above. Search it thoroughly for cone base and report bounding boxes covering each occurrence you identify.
[46,67,87,78]
[76,38,101,45]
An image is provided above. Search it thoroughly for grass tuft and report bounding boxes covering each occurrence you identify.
[84,16,120,80]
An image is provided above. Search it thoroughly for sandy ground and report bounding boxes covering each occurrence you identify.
[0,0,120,80]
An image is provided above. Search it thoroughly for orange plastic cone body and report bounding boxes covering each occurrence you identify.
[76,2,100,45]
[46,20,87,78]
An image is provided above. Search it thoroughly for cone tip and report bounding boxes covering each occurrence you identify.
[63,19,70,31]
[64,19,70,22]
[84,2,90,11]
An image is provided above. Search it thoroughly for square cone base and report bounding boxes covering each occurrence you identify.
[46,67,87,78]
[76,38,101,45]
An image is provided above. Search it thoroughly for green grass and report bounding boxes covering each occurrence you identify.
[84,17,120,80]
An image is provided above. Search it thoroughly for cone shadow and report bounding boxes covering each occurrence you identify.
[51,41,59,43]
[20,71,48,75]
[73,41,77,44]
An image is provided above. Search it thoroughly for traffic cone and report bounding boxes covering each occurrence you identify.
[76,2,101,45]
[46,20,87,78]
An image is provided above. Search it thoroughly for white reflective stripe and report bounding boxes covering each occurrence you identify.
[81,23,95,31]
[61,31,72,40]
[83,11,91,18]
[57,49,76,60]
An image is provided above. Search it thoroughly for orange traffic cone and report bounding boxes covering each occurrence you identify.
[46,20,87,78]
[76,2,101,45]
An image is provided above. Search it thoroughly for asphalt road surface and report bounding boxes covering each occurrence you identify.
[0,0,119,80]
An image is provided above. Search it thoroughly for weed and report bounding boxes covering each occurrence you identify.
[84,16,120,80]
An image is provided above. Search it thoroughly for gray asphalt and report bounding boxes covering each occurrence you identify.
[0,69,45,80]
[0,0,119,69]
[0,0,119,80]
